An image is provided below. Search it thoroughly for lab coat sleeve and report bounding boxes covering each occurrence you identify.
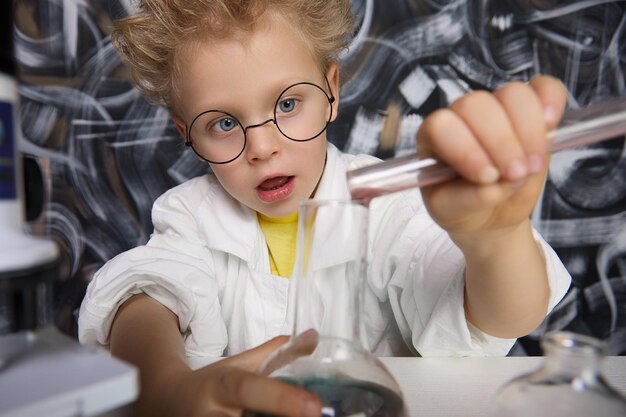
[368,191,571,357]
[78,183,228,357]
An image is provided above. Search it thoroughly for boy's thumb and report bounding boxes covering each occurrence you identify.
[224,335,290,371]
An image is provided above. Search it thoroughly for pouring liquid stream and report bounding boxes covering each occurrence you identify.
[347,96,626,203]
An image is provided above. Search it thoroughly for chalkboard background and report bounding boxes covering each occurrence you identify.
[8,0,626,355]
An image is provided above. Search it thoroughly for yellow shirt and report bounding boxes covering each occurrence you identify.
[257,212,299,278]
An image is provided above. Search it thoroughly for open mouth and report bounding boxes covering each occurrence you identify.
[257,176,292,191]
[256,176,295,202]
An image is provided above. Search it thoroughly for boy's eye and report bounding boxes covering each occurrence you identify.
[277,98,297,113]
[211,117,237,133]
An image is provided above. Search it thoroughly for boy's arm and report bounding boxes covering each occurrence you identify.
[417,75,569,339]
[456,220,550,338]
[110,294,321,417]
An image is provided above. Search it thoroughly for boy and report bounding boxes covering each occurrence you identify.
[78,1,571,416]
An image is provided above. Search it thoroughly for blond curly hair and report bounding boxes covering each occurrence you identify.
[111,0,355,110]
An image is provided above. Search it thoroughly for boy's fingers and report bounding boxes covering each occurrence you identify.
[261,329,320,376]
[420,81,560,184]
[212,333,321,415]
[493,81,548,175]
[449,90,529,182]
[289,329,319,355]
[216,370,322,417]
[420,90,537,184]
[221,335,290,371]
[529,75,568,129]
[418,107,500,184]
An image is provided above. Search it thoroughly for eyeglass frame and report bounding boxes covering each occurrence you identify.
[184,76,336,164]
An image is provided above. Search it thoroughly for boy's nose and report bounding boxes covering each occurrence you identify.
[245,119,281,162]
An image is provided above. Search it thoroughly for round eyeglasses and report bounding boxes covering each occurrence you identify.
[185,80,335,164]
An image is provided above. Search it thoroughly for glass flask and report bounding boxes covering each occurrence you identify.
[253,199,406,417]
[488,331,626,416]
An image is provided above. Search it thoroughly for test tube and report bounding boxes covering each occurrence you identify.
[347,96,626,201]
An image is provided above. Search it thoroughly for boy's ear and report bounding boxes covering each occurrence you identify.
[172,115,187,140]
[326,62,340,122]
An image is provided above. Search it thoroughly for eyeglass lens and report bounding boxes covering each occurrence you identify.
[188,82,332,164]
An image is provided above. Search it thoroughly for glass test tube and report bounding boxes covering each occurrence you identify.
[347,96,626,201]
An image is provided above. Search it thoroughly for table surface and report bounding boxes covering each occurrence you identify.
[189,355,626,417]
[380,356,626,417]
[2,332,624,417]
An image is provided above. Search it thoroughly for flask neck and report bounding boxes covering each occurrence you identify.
[290,200,369,349]
[541,332,605,377]
[293,274,365,345]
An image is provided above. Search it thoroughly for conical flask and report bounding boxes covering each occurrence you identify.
[488,331,626,416]
[256,199,406,417]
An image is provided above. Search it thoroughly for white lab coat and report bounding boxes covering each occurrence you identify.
[78,143,571,358]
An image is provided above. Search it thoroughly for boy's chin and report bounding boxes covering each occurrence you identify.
[255,199,301,219]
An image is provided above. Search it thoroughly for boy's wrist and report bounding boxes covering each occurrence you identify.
[450,220,534,261]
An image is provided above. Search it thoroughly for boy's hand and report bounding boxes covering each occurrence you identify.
[175,336,322,417]
[111,294,321,417]
[416,75,567,247]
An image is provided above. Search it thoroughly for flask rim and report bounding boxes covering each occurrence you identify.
[542,331,607,356]
[300,198,367,209]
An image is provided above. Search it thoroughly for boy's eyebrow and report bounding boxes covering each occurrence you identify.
[187,76,323,119]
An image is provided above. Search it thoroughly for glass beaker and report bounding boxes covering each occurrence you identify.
[488,331,626,416]
[255,199,406,417]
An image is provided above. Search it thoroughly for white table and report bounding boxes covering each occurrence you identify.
[4,336,623,417]
[381,356,626,416]
[0,327,138,417]
[189,355,626,417]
